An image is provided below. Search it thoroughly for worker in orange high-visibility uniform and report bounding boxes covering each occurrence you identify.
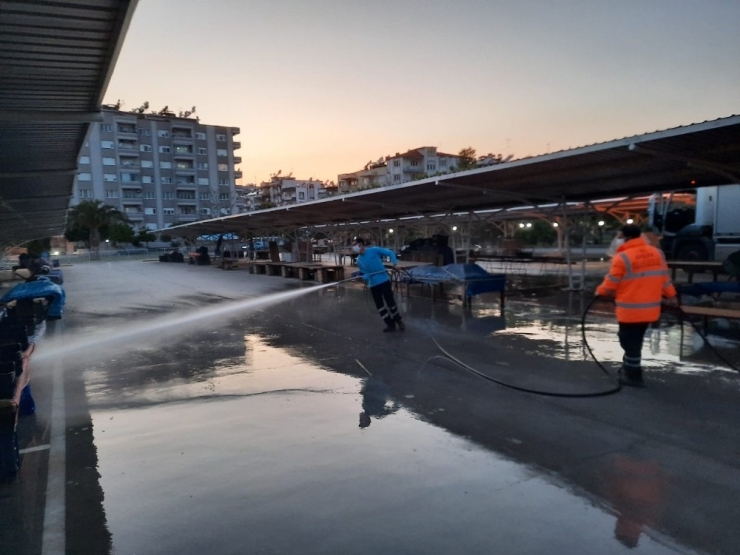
[597,224,677,387]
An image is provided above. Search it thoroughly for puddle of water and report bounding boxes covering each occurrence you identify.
[90,336,687,555]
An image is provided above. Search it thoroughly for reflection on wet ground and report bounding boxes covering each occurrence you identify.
[27,263,740,554]
[89,335,682,555]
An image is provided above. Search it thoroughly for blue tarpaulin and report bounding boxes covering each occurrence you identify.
[402,263,505,299]
[0,278,66,319]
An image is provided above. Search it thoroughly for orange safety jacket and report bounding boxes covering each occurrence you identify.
[597,236,677,323]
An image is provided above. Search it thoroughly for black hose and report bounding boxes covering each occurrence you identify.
[671,307,739,372]
[429,295,622,398]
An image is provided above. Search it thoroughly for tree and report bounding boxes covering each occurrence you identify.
[64,200,129,260]
[133,227,156,247]
[456,147,477,171]
[107,222,135,246]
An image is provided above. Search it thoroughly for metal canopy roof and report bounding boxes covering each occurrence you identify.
[0,0,138,247]
[170,114,740,237]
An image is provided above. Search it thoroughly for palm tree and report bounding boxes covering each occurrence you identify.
[64,200,129,260]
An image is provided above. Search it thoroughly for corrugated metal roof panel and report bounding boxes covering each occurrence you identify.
[0,0,138,247]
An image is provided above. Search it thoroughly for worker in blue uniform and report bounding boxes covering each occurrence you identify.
[353,237,405,332]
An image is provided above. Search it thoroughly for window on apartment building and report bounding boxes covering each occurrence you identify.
[101,123,113,132]
[197,147,207,155]
[393,174,401,183]
[176,191,195,200]
[199,192,210,200]
[138,128,151,137]
[197,162,208,170]
[160,161,172,169]
[78,189,92,198]
[141,160,153,168]
[410,160,419,167]
[105,190,118,198]
[175,161,193,170]
[439,158,448,166]
[142,176,153,184]
[102,157,116,166]
[196,132,206,140]
[427,162,436,171]
[219,193,230,201]
[143,192,156,199]
[218,178,230,186]
[200,208,211,215]
[393,160,400,167]
[163,208,175,215]
[162,192,174,199]
[161,177,173,185]
[198,178,209,186]
[217,163,228,171]
[216,149,228,157]
[216,134,226,142]
[159,146,170,154]
[77,173,91,181]
[157,130,169,138]
[144,208,156,215]
[101,140,114,149]
[140,144,152,152]
[298,192,305,200]
[79,156,90,165]
[180,207,196,215]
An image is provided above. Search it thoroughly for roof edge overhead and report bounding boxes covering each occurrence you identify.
[0,0,140,247]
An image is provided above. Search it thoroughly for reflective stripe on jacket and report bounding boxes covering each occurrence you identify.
[597,236,676,323]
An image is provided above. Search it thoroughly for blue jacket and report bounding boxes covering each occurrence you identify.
[357,247,397,288]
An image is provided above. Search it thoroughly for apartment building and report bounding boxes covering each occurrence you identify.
[259,175,326,207]
[338,147,460,193]
[73,107,242,230]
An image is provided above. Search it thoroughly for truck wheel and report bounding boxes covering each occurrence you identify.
[676,242,708,261]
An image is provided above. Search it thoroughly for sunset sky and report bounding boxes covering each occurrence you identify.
[105,0,740,185]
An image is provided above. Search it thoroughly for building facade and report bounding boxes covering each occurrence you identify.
[338,147,460,193]
[259,176,326,207]
[73,107,241,230]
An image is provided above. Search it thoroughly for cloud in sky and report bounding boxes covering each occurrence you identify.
[105,0,740,183]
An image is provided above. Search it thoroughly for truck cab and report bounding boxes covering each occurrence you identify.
[650,185,740,262]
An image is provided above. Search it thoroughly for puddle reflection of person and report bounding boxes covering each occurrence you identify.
[358,375,399,429]
[599,455,670,549]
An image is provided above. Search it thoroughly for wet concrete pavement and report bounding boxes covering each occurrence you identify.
[2,260,739,554]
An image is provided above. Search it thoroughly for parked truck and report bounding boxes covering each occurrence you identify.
[650,184,740,262]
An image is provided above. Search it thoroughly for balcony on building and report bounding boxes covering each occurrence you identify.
[119,156,140,168]
[120,177,141,188]
[121,191,143,199]
[171,127,193,140]
[173,144,194,156]
[174,160,195,171]
[116,122,138,136]
[118,139,138,152]
[233,156,242,164]
[231,127,240,136]
[232,141,241,150]
[234,170,243,179]
[175,178,196,188]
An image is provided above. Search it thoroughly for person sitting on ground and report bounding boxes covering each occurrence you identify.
[352,237,405,333]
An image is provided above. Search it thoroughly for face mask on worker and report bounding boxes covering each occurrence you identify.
[352,245,361,254]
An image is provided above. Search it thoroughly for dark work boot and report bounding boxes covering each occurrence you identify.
[618,368,645,388]
[396,317,405,331]
[383,318,396,333]
[383,325,396,333]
